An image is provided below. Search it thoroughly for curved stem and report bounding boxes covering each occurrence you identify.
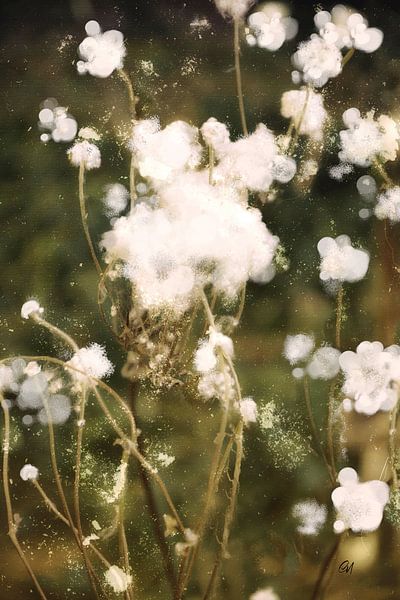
[1,399,48,600]
[327,382,338,482]
[311,534,342,600]
[117,69,137,120]
[389,396,399,489]
[233,19,248,136]
[79,162,103,277]
[33,315,79,353]
[335,285,344,351]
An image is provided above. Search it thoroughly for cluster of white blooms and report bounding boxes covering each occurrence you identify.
[104,565,132,593]
[283,334,314,365]
[249,588,280,600]
[339,341,400,415]
[66,344,114,381]
[280,88,327,140]
[130,119,202,184]
[239,397,258,424]
[20,464,39,481]
[317,235,369,284]
[338,108,399,167]
[101,170,279,312]
[375,187,400,223]
[21,300,44,320]
[77,21,126,78]
[67,139,101,170]
[292,34,342,88]
[214,0,254,20]
[38,99,78,143]
[306,346,341,380]
[292,499,327,535]
[331,467,389,533]
[246,5,298,51]
[102,183,130,218]
[194,328,236,402]
[314,5,383,54]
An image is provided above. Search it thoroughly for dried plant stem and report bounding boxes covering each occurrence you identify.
[373,159,394,187]
[335,285,344,350]
[389,396,399,489]
[202,420,244,600]
[311,534,342,600]
[79,162,103,277]
[117,68,138,208]
[117,449,134,600]
[233,19,248,136]
[288,84,311,155]
[327,382,338,482]
[303,377,333,481]
[208,145,215,185]
[1,398,48,600]
[341,47,355,67]
[33,315,79,353]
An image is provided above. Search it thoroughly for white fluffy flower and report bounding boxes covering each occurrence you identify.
[20,464,39,481]
[38,100,78,143]
[66,344,114,381]
[339,341,400,415]
[375,187,400,223]
[0,365,15,392]
[194,328,234,373]
[292,499,327,535]
[315,6,383,53]
[214,124,296,192]
[200,118,230,154]
[101,171,279,312]
[331,467,389,533]
[67,140,101,170]
[239,397,258,424]
[129,119,202,184]
[283,334,314,365]
[280,89,327,141]
[338,109,399,167]
[246,7,298,51]
[77,21,126,78]
[103,183,129,217]
[292,34,342,87]
[21,300,44,320]
[306,346,340,380]
[214,0,254,20]
[104,565,132,593]
[249,588,280,600]
[317,235,369,283]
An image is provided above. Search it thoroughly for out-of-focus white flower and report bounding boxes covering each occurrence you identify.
[78,127,101,141]
[292,34,342,88]
[21,300,44,320]
[246,5,298,51]
[317,235,369,283]
[23,361,41,377]
[130,119,202,184]
[66,344,114,381]
[315,6,383,53]
[194,328,234,373]
[339,341,400,415]
[67,140,101,170]
[339,109,399,167]
[38,99,78,143]
[20,464,39,481]
[375,187,400,223]
[214,0,254,20]
[239,397,258,424]
[281,88,327,141]
[175,528,199,556]
[104,565,132,593]
[331,467,389,533]
[357,175,377,200]
[37,395,72,425]
[249,588,280,600]
[102,183,129,217]
[200,117,230,154]
[283,334,314,365]
[292,499,327,535]
[77,21,126,78]
[306,346,340,380]
[0,365,15,392]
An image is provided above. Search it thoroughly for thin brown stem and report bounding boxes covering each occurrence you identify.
[389,396,399,489]
[327,382,338,482]
[311,534,342,600]
[303,377,333,482]
[335,285,344,350]
[233,19,248,136]
[79,161,103,277]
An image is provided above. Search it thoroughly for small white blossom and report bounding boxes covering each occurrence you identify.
[306,346,340,380]
[331,467,389,533]
[66,344,114,381]
[214,0,254,20]
[317,235,369,283]
[77,21,126,78]
[200,117,230,154]
[292,34,342,88]
[281,88,327,141]
[315,6,383,53]
[283,334,314,365]
[375,187,400,223]
[292,499,327,535]
[175,528,199,556]
[102,183,129,217]
[67,140,101,170]
[21,300,44,320]
[249,588,280,600]
[104,565,132,593]
[239,397,258,424]
[246,6,298,51]
[20,464,39,481]
[339,109,399,167]
[194,328,234,374]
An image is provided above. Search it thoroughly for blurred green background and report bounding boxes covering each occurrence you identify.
[2,0,400,598]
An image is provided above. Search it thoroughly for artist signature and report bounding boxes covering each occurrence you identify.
[338,560,354,574]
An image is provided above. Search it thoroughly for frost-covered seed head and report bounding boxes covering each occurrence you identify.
[375,187,400,223]
[102,183,129,218]
[314,6,383,53]
[283,334,314,365]
[77,21,126,78]
[246,6,298,51]
[239,397,258,424]
[292,34,342,88]
[214,0,255,20]
[281,89,327,140]
[67,140,101,170]
[306,346,340,380]
[104,566,132,593]
[317,235,369,283]
[292,499,327,535]
[20,464,39,481]
[21,300,44,320]
[249,588,280,600]
[66,344,114,381]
